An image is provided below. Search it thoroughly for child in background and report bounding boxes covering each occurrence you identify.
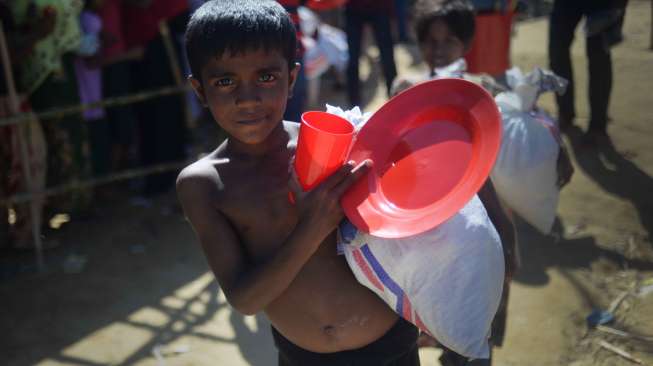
[74,0,110,177]
[177,1,421,364]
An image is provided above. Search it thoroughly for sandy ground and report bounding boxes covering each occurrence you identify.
[2,1,652,365]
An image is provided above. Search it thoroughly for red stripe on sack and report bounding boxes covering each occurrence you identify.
[352,249,385,292]
[402,296,413,322]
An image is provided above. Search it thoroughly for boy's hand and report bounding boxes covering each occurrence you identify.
[289,160,372,240]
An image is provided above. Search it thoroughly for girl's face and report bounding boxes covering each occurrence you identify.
[419,19,468,70]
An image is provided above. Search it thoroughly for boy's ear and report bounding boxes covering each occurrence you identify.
[287,62,301,99]
[189,75,207,107]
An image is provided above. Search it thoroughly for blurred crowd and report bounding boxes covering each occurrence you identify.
[1,0,194,249]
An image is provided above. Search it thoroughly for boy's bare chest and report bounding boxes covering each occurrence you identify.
[219,157,297,255]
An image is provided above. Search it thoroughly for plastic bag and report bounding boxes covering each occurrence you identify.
[325,104,372,132]
[497,67,568,112]
[316,24,349,73]
[492,67,568,233]
[339,195,505,359]
[299,7,349,78]
[491,107,560,233]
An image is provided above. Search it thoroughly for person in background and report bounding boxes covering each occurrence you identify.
[344,0,398,107]
[13,0,94,219]
[122,0,189,196]
[395,0,411,43]
[548,0,627,145]
[97,0,142,173]
[0,1,49,249]
[74,0,110,179]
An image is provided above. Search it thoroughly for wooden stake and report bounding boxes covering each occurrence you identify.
[598,340,647,365]
[596,325,653,343]
[0,21,44,271]
[0,85,189,128]
[159,20,195,129]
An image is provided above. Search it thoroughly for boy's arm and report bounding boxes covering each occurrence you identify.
[478,179,519,280]
[177,161,370,315]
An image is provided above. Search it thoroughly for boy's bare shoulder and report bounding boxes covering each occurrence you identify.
[176,150,229,202]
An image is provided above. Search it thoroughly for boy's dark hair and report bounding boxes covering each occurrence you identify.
[185,0,297,80]
[414,0,476,46]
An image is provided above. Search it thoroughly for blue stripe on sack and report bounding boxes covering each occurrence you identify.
[360,244,405,314]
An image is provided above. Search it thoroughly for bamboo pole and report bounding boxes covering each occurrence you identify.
[1,160,188,206]
[159,20,196,129]
[0,84,189,128]
[0,21,44,270]
[598,340,647,365]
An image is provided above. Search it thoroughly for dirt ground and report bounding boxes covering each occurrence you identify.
[2,1,652,365]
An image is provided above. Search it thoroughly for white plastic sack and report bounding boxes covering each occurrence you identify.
[302,36,330,80]
[299,7,349,75]
[339,195,505,359]
[492,67,567,234]
[316,24,349,73]
[499,66,569,112]
[491,104,560,233]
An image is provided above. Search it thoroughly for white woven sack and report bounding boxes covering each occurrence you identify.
[340,195,504,358]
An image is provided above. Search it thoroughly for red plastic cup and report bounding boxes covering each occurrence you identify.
[294,111,355,191]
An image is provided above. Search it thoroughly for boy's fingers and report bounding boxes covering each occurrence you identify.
[322,161,355,190]
[288,168,303,196]
[332,159,372,197]
[288,156,295,173]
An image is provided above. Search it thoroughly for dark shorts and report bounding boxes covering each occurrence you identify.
[272,317,420,366]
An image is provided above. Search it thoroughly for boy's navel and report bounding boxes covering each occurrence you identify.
[322,325,336,336]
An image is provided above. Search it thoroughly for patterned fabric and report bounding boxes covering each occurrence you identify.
[0,97,47,248]
[11,0,83,95]
[29,54,93,215]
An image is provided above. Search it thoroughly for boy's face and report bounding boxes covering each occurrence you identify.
[419,19,467,70]
[190,48,299,145]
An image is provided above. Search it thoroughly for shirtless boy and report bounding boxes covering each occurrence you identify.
[176,1,420,364]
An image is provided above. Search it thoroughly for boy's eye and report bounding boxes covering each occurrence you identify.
[259,74,277,83]
[215,78,234,87]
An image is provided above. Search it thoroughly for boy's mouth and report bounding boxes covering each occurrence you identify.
[237,116,267,125]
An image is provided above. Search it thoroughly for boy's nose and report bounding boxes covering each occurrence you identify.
[235,84,262,106]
